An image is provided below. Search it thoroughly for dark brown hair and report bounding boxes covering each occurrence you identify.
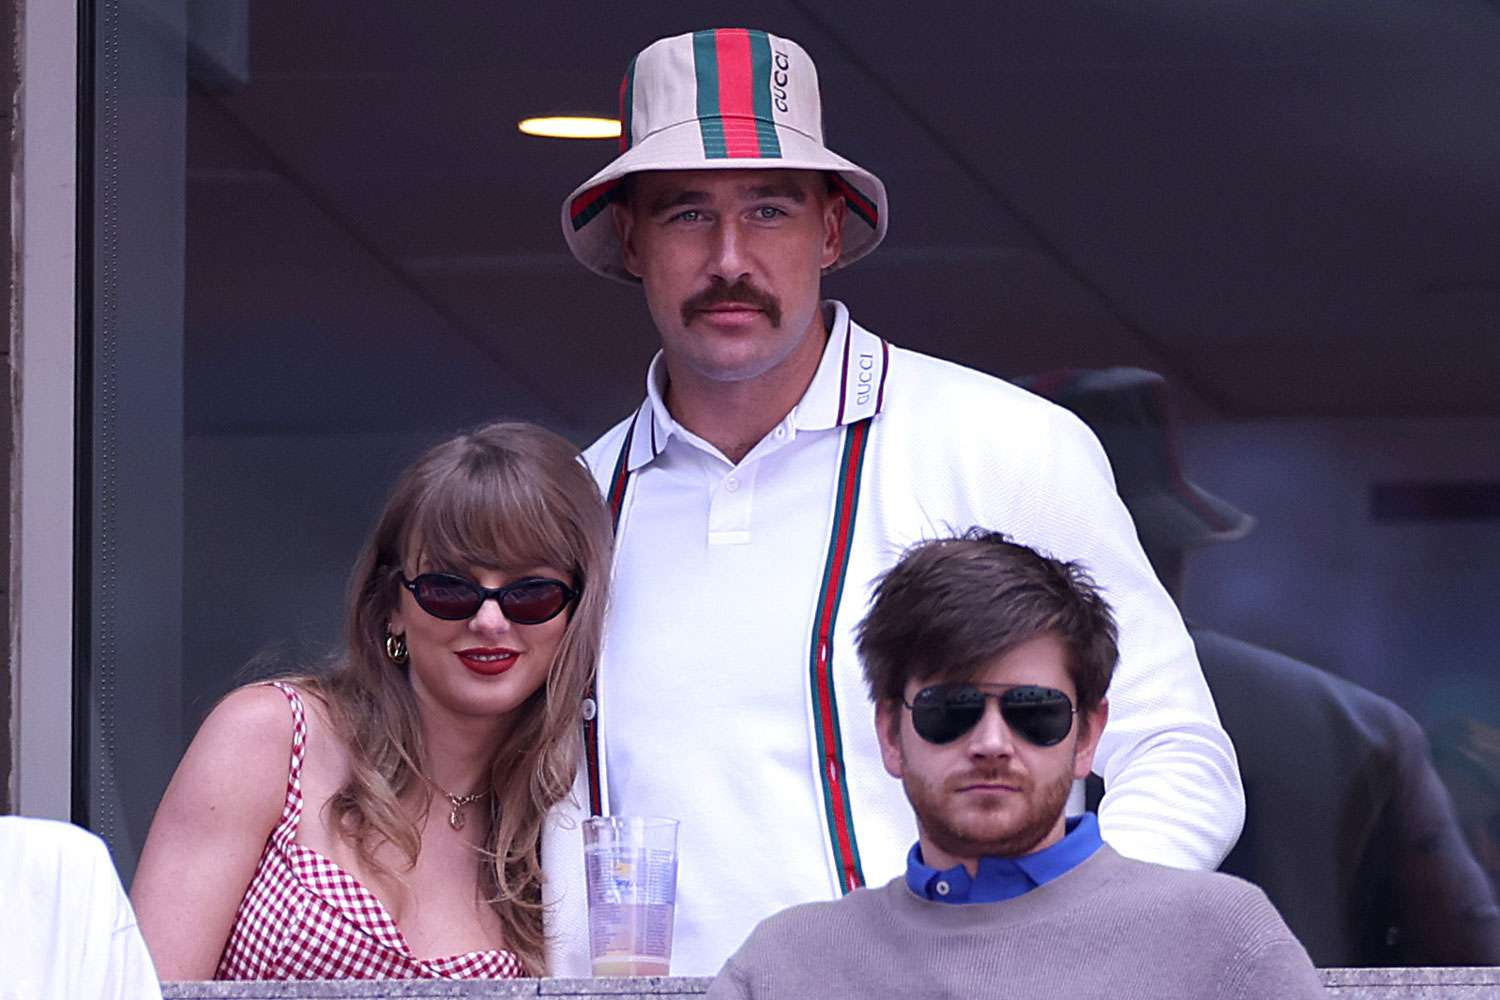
[295,421,611,974]
[855,529,1118,717]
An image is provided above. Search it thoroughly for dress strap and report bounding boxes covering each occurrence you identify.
[265,680,308,848]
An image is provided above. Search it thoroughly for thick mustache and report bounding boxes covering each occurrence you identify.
[681,281,782,327]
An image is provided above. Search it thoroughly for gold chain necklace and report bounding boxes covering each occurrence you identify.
[441,790,487,831]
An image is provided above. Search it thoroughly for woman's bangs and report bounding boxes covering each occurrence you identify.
[403,458,576,578]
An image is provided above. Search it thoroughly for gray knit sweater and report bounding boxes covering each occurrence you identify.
[705,845,1324,1000]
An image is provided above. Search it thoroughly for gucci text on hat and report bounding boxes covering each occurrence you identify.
[561,28,889,284]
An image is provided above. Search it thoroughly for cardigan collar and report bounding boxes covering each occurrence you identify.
[622,300,889,472]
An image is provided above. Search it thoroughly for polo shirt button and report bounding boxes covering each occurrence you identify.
[724,476,740,492]
[935,880,951,896]
[774,427,786,439]
[581,698,597,721]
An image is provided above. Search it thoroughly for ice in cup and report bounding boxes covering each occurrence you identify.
[583,816,679,976]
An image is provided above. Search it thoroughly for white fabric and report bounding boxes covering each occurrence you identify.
[0,816,163,1000]
[543,301,1243,976]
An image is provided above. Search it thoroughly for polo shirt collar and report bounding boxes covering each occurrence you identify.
[623,384,669,473]
[793,300,890,432]
[623,300,890,472]
[904,813,1103,904]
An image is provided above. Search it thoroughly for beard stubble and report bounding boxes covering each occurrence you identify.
[904,755,1076,861]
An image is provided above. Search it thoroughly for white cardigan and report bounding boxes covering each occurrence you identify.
[543,301,1243,975]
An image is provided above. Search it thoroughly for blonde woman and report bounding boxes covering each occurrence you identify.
[132,422,611,979]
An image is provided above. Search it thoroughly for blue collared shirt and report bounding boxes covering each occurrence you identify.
[904,813,1103,904]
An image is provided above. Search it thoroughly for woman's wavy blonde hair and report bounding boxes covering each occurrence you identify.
[299,421,611,975]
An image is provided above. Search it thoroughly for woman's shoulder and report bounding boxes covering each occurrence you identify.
[150,683,303,843]
[199,683,300,754]
[214,677,344,735]
[183,689,303,791]
[226,679,356,779]
[201,681,351,782]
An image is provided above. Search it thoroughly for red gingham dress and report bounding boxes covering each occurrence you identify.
[214,682,524,980]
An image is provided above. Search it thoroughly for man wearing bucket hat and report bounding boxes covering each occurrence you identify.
[542,29,1243,976]
[1020,366,1500,967]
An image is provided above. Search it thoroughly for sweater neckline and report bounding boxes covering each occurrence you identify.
[881,843,1128,933]
[904,813,1103,904]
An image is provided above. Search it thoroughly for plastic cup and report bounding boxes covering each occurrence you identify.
[583,816,679,977]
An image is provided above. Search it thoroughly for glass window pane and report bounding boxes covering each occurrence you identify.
[83,1,1500,971]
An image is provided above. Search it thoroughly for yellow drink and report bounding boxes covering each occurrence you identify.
[587,900,675,976]
[591,957,671,977]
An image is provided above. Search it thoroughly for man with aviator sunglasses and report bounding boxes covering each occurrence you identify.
[707,532,1322,1000]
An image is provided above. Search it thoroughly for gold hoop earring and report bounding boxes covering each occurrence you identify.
[384,630,409,665]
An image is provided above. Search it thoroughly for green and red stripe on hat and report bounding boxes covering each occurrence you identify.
[561,27,891,283]
[691,28,783,160]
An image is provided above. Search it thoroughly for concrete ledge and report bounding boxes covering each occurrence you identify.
[161,968,1500,999]
[1321,966,1500,996]
[162,979,715,999]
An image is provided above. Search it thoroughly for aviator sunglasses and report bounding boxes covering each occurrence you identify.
[903,683,1077,747]
[400,572,579,625]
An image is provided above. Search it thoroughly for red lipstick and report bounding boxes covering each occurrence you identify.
[456,647,519,676]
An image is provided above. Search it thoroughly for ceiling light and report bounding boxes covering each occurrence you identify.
[518,116,621,140]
